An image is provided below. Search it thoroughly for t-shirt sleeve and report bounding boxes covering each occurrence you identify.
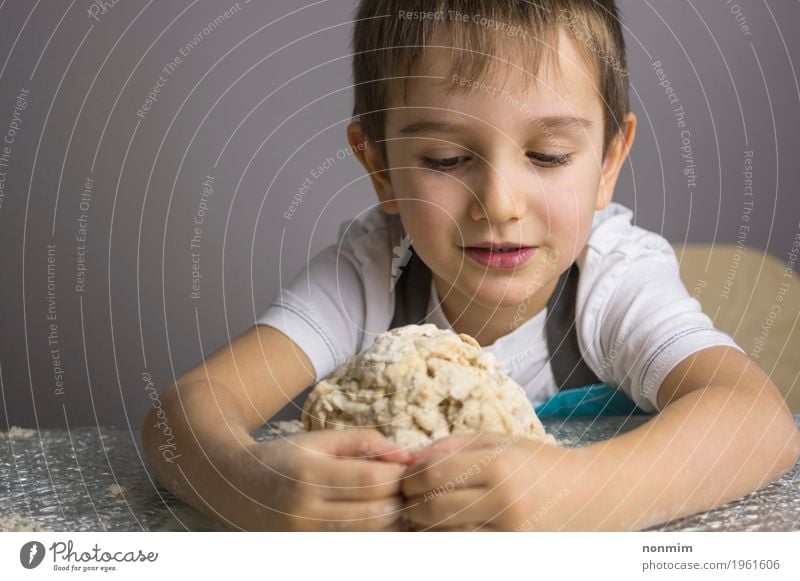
[255,243,364,382]
[577,225,744,414]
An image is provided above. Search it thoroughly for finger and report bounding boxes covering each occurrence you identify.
[311,456,408,500]
[433,523,485,532]
[382,519,411,532]
[401,449,497,498]
[427,521,498,531]
[410,432,513,464]
[403,488,496,529]
[314,497,405,531]
[317,429,414,464]
[409,522,496,531]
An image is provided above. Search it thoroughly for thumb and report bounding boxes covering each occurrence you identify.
[411,431,513,464]
[322,428,413,464]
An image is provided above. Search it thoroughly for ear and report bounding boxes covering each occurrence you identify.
[596,111,637,211]
[347,121,399,215]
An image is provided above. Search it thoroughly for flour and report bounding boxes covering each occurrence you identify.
[107,482,142,502]
[0,514,45,531]
[270,420,305,434]
[0,426,36,439]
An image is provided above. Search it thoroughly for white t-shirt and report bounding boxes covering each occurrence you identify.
[257,202,742,414]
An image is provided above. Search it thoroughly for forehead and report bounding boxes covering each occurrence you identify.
[387,30,602,133]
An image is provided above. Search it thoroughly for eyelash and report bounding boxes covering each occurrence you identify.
[420,152,573,172]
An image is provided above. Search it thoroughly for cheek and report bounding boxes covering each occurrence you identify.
[551,209,584,248]
[399,207,437,245]
[532,179,598,265]
[398,201,460,255]
[533,187,581,237]
[394,174,465,240]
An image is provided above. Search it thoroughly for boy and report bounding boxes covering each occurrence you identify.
[142,0,800,531]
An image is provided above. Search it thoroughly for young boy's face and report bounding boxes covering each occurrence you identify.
[351,30,636,325]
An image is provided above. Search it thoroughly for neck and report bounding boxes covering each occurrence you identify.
[432,273,559,347]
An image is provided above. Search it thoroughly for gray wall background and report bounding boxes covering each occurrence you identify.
[0,1,798,429]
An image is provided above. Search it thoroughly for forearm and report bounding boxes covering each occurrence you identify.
[575,384,800,530]
[140,379,257,521]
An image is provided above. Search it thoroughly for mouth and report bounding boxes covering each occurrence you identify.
[460,243,538,268]
[463,241,533,250]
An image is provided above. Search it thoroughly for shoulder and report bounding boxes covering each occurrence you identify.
[260,206,404,379]
[305,205,404,277]
[300,205,405,304]
[576,201,682,314]
[334,205,405,346]
[336,205,405,263]
[580,201,675,264]
[576,202,679,299]
[573,201,684,373]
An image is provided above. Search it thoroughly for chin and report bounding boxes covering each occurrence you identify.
[466,279,538,309]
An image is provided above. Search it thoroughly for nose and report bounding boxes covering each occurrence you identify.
[468,161,525,224]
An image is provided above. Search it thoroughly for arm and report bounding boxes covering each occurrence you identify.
[140,324,311,518]
[401,346,800,531]
[574,345,800,530]
[140,324,411,531]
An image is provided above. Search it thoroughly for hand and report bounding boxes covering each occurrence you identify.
[221,429,414,531]
[401,432,584,531]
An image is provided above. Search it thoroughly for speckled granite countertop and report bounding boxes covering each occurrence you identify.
[1,415,798,532]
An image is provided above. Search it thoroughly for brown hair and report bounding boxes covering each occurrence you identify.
[350,0,629,164]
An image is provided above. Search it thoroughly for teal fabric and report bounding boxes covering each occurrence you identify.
[534,382,653,417]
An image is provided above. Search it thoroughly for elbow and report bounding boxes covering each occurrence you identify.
[773,421,800,478]
[786,425,800,471]
[761,384,800,475]
[779,394,800,472]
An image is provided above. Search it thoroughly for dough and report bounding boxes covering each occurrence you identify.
[302,324,556,450]
[269,420,305,434]
[0,514,45,531]
[0,426,36,439]
[107,482,142,502]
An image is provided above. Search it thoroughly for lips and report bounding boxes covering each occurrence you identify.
[474,247,522,253]
[461,245,537,268]
[465,242,530,250]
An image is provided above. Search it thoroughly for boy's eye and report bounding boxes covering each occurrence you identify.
[420,152,572,173]
[526,152,573,167]
[420,156,468,172]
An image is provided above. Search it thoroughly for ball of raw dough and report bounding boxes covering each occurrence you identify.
[302,324,556,450]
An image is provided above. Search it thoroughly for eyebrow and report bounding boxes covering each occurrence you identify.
[398,115,593,136]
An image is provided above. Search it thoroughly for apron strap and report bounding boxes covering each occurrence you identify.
[544,262,601,390]
[389,246,433,328]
